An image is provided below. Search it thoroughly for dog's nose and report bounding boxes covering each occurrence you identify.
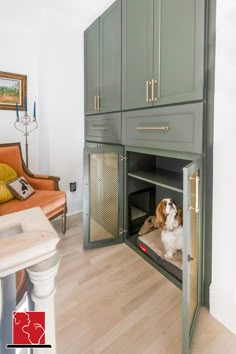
[169,201,173,206]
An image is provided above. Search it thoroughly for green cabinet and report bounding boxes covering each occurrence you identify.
[122,0,205,110]
[83,0,208,353]
[84,0,121,115]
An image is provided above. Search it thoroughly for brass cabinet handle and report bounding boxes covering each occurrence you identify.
[146,80,149,102]
[151,79,154,102]
[154,79,157,101]
[94,96,97,111]
[188,175,200,213]
[145,81,152,102]
[96,96,102,111]
[91,125,107,131]
[99,96,102,111]
[151,79,158,101]
[136,126,169,131]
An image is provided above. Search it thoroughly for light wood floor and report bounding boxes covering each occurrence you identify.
[53,213,236,354]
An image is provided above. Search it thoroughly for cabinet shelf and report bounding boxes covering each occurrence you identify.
[128,169,183,193]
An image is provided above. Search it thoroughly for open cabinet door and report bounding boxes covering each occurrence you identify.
[83,143,124,249]
[182,158,202,354]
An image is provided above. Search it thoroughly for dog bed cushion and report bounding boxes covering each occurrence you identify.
[137,228,182,281]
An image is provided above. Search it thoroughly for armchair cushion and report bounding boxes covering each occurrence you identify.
[0,189,66,219]
[0,163,17,204]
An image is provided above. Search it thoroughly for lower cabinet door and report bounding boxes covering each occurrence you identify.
[83,143,124,249]
[182,158,202,353]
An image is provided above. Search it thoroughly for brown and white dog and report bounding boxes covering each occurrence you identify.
[156,198,183,258]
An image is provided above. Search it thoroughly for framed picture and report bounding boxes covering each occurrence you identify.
[0,71,27,110]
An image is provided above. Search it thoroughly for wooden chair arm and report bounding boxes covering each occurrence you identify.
[24,174,60,191]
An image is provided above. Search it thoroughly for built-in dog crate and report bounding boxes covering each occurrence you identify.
[126,151,192,286]
[84,143,202,354]
[84,142,202,290]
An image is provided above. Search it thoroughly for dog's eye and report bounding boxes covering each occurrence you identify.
[163,201,167,206]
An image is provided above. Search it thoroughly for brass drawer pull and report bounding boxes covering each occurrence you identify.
[188,175,200,213]
[136,126,169,131]
[91,125,107,131]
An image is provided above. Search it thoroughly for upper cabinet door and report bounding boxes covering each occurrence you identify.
[153,0,205,106]
[122,0,153,110]
[100,0,121,113]
[122,0,205,110]
[84,19,100,115]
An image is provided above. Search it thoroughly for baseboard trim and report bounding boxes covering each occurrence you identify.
[210,283,236,335]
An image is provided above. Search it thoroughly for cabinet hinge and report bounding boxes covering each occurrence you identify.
[119,156,128,161]
[119,228,127,235]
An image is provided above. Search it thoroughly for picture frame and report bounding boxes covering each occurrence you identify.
[0,71,27,111]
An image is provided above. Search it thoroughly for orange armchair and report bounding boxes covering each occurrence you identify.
[0,142,67,233]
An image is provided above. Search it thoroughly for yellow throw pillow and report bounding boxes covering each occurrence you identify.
[0,163,18,204]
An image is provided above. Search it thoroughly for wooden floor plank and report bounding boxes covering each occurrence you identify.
[53,213,236,354]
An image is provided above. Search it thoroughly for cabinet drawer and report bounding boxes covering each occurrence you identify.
[122,103,203,154]
[85,113,121,144]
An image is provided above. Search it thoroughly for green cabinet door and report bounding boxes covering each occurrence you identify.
[83,143,124,249]
[122,0,153,110]
[84,19,100,115]
[154,0,205,106]
[182,158,203,354]
[122,0,205,110]
[100,0,121,113]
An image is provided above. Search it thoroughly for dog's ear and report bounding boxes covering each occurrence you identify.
[156,201,166,230]
[176,207,183,226]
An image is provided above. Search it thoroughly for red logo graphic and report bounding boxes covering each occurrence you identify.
[13,312,45,345]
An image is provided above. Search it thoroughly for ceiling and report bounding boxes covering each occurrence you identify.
[0,0,115,31]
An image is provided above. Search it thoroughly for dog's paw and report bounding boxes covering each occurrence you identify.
[164,252,173,259]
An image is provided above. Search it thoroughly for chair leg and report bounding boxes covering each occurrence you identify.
[62,207,67,234]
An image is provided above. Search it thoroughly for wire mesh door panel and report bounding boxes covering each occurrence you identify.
[83,143,124,249]
[90,152,119,242]
[182,159,202,354]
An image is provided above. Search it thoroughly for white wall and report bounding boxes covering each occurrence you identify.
[210,0,236,334]
[37,9,85,214]
[0,0,115,215]
[0,21,39,171]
